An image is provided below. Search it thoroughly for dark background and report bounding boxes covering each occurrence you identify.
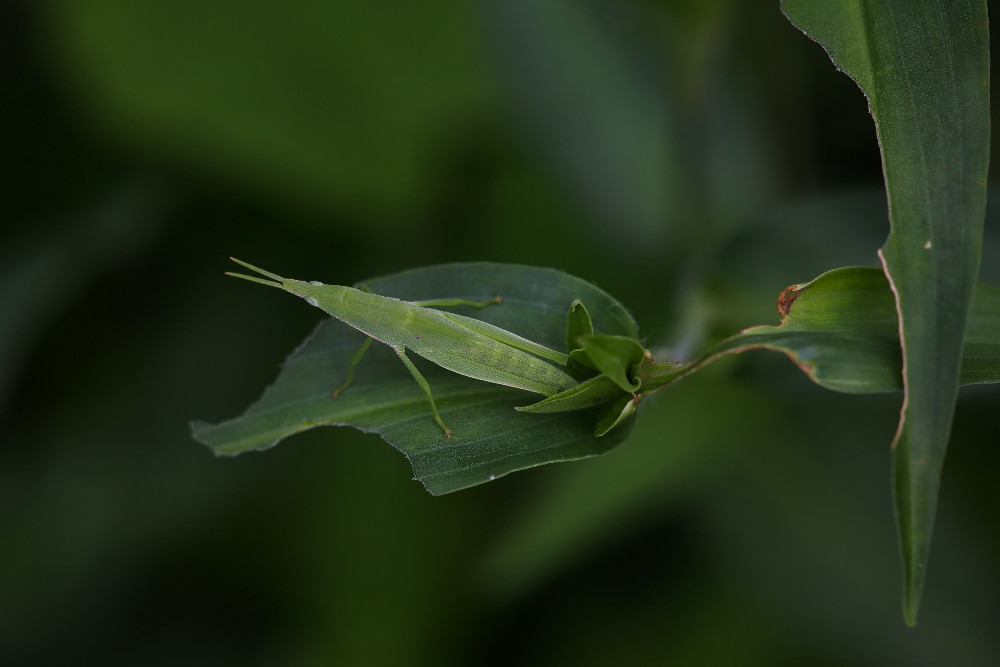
[3,1,999,664]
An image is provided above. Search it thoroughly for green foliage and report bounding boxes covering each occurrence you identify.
[782,0,990,624]
[10,0,1000,661]
[196,0,996,626]
[660,268,1000,394]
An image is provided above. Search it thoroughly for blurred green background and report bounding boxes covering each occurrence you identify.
[4,0,1000,664]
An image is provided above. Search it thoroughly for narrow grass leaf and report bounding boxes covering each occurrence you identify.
[780,0,990,624]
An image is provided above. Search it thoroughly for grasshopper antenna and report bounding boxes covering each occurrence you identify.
[225,257,285,288]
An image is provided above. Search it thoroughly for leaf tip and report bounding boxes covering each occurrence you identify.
[902,589,921,627]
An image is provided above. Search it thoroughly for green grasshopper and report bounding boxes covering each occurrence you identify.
[226,258,659,438]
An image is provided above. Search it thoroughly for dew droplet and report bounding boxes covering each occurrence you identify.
[488,474,495,481]
[305,297,319,307]
[309,281,324,286]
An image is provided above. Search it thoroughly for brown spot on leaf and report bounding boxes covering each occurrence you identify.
[777,284,808,318]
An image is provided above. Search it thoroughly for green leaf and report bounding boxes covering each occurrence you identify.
[565,299,595,356]
[593,394,639,437]
[191,263,639,495]
[516,374,622,416]
[780,0,990,624]
[647,267,1000,393]
[574,334,646,393]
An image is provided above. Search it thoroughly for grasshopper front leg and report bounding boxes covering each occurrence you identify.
[331,336,374,398]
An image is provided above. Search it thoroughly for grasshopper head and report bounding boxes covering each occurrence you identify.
[226,258,344,314]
